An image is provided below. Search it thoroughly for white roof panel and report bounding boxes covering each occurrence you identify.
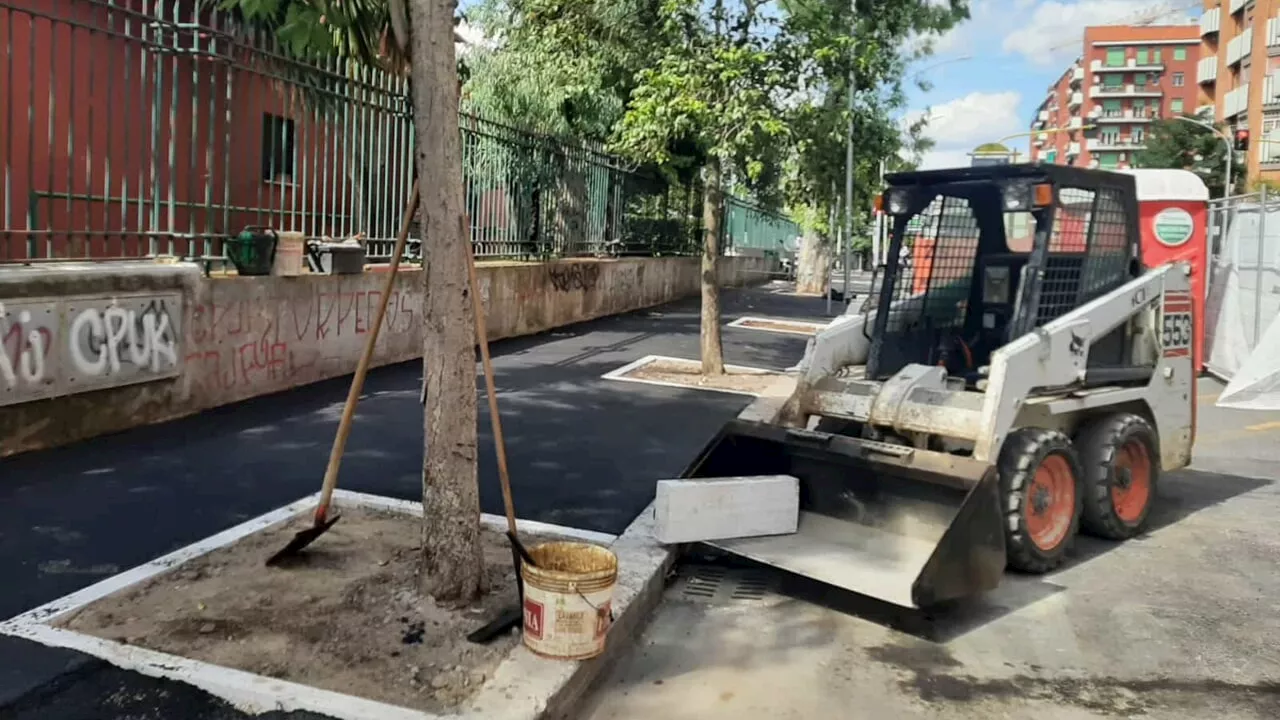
[1117,168,1211,202]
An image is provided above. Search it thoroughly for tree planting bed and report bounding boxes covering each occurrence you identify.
[0,490,632,720]
[602,355,785,396]
[57,507,540,713]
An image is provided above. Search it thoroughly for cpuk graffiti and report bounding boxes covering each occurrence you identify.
[0,294,183,407]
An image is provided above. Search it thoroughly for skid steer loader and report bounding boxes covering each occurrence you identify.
[683,165,1197,609]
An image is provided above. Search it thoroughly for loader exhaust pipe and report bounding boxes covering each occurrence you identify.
[681,419,1006,609]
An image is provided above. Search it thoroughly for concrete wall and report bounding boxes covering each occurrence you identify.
[0,256,766,456]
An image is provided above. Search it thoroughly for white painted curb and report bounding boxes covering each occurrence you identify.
[726,316,829,336]
[600,354,782,397]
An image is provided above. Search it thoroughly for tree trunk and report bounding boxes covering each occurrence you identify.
[408,0,484,605]
[700,157,725,376]
[794,228,832,296]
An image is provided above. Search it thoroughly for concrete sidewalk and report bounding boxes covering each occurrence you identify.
[0,284,831,718]
[577,377,1280,720]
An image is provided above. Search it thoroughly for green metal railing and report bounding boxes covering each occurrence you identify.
[723,196,801,255]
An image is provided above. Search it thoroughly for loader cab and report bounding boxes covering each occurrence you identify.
[870,165,1142,384]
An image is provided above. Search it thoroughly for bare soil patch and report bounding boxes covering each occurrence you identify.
[57,507,550,714]
[624,357,782,395]
[737,318,824,335]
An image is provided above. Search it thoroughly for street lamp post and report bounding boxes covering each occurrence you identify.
[1171,115,1233,198]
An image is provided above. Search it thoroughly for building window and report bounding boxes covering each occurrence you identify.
[1100,129,1121,145]
[1098,152,1119,169]
[1104,74,1124,88]
[1135,73,1146,87]
[1174,47,1187,62]
[1136,49,1149,65]
[1172,72,1184,87]
[1103,99,1122,117]
[1170,99,1184,115]
[1154,49,1162,63]
[1107,48,1125,67]
[1132,127,1145,143]
[261,114,296,183]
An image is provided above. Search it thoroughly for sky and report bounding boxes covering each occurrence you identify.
[904,0,1203,169]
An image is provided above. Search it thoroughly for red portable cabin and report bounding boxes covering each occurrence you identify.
[1120,169,1211,372]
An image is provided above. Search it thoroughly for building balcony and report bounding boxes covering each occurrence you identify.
[1199,56,1218,84]
[1266,72,1280,105]
[1038,110,1049,122]
[1068,91,1083,107]
[1089,84,1163,98]
[1227,27,1253,67]
[1067,142,1082,156]
[1224,83,1250,119]
[1070,66,1085,85]
[1196,104,1215,119]
[1092,109,1159,123]
[1067,116,1084,130]
[1090,138,1146,152]
[1269,18,1280,51]
[1201,7,1221,36]
[1230,0,1246,14]
[1089,57,1164,73]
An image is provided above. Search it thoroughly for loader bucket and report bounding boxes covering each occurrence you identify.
[681,419,1006,609]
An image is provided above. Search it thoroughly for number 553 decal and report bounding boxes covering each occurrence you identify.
[1162,291,1193,359]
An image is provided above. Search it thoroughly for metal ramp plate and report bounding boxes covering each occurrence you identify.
[710,511,939,609]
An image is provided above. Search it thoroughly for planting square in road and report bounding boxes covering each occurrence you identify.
[0,490,618,720]
[727,316,829,336]
[601,354,787,397]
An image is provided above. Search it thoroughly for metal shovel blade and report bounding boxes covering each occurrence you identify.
[681,419,1006,609]
[265,513,342,566]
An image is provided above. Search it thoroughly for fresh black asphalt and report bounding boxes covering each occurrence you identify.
[0,284,830,718]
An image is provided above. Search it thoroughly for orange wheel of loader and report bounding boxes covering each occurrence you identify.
[999,428,1083,574]
[1075,413,1160,540]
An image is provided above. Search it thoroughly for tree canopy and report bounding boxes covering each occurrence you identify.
[1134,116,1241,197]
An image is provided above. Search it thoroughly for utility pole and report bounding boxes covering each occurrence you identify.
[843,0,855,308]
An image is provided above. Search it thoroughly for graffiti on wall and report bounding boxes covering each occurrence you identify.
[0,294,183,407]
[185,282,420,396]
[547,263,601,292]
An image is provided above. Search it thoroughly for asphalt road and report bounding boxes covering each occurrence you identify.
[0,283,831,718]
[578,377,1280,720]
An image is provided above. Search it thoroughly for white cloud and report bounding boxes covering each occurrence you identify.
[1004,1,1196,66]
[909,91,1023,146]
[906,91,1025,170]
[930,0,1196,68]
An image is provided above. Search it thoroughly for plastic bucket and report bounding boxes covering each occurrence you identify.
[273,231,305,276]
[520,541,618,660]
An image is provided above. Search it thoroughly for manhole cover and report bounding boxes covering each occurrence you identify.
[672,564,780,605]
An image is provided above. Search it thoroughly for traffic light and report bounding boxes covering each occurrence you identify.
[1235,129,1250,153]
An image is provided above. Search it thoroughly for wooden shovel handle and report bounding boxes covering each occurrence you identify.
[461,219,518,535]
[316,178,422,520]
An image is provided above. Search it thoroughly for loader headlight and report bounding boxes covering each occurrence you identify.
[1002,182,1033,212]
[884,188,911,215]
[1002,182,1053,212]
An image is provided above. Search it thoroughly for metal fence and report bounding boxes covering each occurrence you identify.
[723,196,800,255]
[1204,189,1280,380]
[0,0,704,265]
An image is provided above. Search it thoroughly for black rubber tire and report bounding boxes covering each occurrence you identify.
[999,427,1084,574]
[1074,413,1160,540]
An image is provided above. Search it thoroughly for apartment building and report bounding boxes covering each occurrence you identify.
[1198,0,1280,182]
[1029,25,1202,170]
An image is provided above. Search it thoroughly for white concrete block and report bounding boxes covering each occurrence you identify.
[653,475,799,545]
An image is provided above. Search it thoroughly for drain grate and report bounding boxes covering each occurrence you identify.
[674,564,779,605]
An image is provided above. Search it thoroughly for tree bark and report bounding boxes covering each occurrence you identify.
[794,228,832,296]
[407,0,484,605]
[700,157,725,375]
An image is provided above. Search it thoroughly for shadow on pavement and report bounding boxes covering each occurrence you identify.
[1070,467,1272,566]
